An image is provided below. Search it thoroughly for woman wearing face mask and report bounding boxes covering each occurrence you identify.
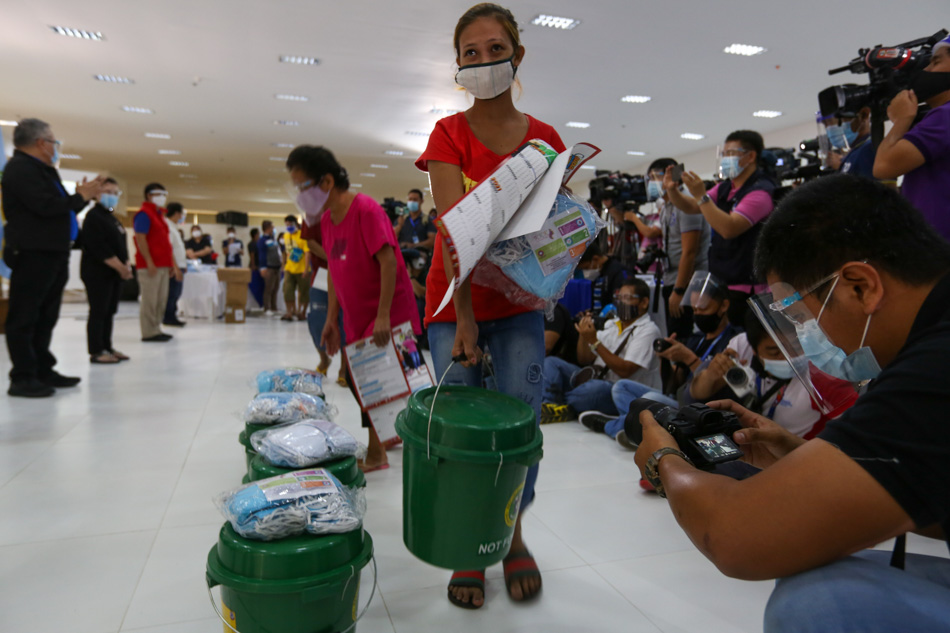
[185,225,215,265]
[80,177,133,364]
[286,145,421,471]
[221,226,244,268]
[415,2,566,609]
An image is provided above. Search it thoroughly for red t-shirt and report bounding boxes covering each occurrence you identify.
[415,113,566,325]
[300,218,328,284]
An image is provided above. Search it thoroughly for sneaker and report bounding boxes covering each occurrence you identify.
[39,371,81,388]
[163,319,186,327]
[616,429,638,451]
[541,402,576,424]
[578,411,613,434]
[8,380,55,398]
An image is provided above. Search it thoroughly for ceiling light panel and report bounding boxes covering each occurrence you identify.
[0,120,18,127]
[273,143,295,148]
[158,150,181,155]
[269,157,286,161]
[531,14,580,30]
[723,43,766,56]
[275,94,309,102]
[753,110,783,118]
[145,132,170,139]
[169,161,189,166]
[680,133,705,140]
[384,150,404,156]
[359,173,376,178]
[350,184,363,188]
[50,26,104,41]
[370,164,389,169]
[430,108,461,116]
[279,55,319,65]
[566,121,590,128]
[621,95,651,104]
[627,151,646,156]
[274,120,299,126]
[60,154,81,160]
[405,131,429,137]
[122,106,153,114]
[179,174,198,179]
[94,74,133,84]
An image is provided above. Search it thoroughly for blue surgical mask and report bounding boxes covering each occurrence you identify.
[826,124,858,150]
[647,180,663,201]
[51,145,61,166]
[286,225,297,233]
[795,277,881,383]
[762,358,796,380]
[100,193,119,210]
[407,201,420,213]
[719,156,740,180]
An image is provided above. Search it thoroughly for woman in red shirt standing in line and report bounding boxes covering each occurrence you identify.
[416,2,566,610]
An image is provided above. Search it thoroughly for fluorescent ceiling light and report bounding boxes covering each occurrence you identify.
[158,150,181,155]
[753,110,783,118]
[50,26,104,41]
[359,173,376,178]
[370,164,389,169]
[531,14,580,30]
[350,183,363,188]
[122,106,153,114]
[621,95,651,104]
[179,174,198,179]
[723,43,766,56]
[275,94,309,102]
[0,120,17,127]
[94,74,133,84]
[430,107,461,115]
[145,132,171,139]
[626,151,647,156]
[60,154,81,160]
[566,121,590,128]
[279,55,320,65]
[273,143,294,148]
[680,133,705,140]
[269,157,286,161]
[169,161,189,166]
[274,120,299,126]
[384,150,404,156]
[405,131,429,137]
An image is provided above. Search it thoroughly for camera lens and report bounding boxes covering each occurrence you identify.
[725,367,748,385]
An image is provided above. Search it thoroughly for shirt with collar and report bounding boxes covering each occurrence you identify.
[595,313,662,388]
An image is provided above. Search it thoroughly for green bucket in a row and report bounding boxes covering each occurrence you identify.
[207,524,373,633]
[395,386,543,570]
[237,430,256,472]
[247,454,366,489]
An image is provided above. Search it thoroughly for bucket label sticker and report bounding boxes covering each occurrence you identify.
[477,535,512,556]
[222,602,236,633]
[257,469,338,502]
[505,482,525,528]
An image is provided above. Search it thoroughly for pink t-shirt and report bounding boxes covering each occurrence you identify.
[321,193,422,341]
[707,182,773,293]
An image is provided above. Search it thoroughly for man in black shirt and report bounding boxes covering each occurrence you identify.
[577,242,627,313]
[543,302,580,366]
[634,175,950,631]
[185,226,215,264]
[1,118,105,397]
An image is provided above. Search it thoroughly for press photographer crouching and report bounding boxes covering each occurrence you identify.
[633,174,950,631]
[540,279,661,423]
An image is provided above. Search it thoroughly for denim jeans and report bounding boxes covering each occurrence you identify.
[764,550,950,632]
[542,356,618,416]
[428,311,544,511]
[603,379,677,438]
[164,268,185,324]
[307,287,345,352]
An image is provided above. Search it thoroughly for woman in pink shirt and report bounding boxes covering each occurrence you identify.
[286,145,421,471]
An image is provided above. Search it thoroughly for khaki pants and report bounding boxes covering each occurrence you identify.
[283,272,308,310]
[137,267,170,338]
[263,268,280,311]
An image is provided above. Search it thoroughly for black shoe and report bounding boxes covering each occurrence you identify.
[39,371,81,388]
[142,334,172,342]
[163,320,186,327]
[8,380,55,398]
[579,411,614,434]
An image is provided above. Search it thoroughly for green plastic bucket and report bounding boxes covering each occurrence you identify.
[395,386,543,570]
[247,454,366,489]
[207,524,374,633]
[237,431,256,472]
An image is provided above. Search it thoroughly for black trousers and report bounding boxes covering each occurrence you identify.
[82,270,122,356]
[5,251,69,382]
[662,285,695,341]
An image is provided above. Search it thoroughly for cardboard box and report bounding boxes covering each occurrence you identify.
[217,268,250,318]
[224,302,246,324]
[225,282,247,305]
[216,268,252,284]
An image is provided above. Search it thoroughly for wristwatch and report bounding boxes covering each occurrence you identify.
[698,194,712,206]
[673,287,686,296]
[589,340,602,354]
[645,447,691,498]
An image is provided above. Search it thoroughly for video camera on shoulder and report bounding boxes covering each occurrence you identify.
[626,399,744,469]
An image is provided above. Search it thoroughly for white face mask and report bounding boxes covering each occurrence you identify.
[228,232,235,238]
[192,230,202,239]
[150,194,168,208]
[581,268,600,281]
[455,56,517,100]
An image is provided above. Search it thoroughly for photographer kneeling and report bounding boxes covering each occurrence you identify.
[634,174,950,632]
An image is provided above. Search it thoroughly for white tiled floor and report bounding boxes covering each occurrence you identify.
[0,302,944,633]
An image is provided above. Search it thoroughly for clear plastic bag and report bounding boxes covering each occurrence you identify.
[250,419,367,468]
[214,469,366,541]
[474,191,605,316]
[256,368,324,397]
[242,392,332,425]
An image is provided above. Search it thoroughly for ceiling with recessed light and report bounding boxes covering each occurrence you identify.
[0,0,944,216]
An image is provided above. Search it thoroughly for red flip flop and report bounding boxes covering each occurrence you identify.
[357,460,390,473]
[503,550,542,601]
[447,570,486,609]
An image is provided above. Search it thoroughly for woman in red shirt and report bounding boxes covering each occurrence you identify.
[416,2,566,610]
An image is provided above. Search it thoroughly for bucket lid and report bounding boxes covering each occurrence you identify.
[400,386,537,453]
[213,523,366,581]
[237,430,251,449]
[249,455,363,488]
[245,422,271,438]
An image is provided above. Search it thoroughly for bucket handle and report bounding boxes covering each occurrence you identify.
[206,555,378,633]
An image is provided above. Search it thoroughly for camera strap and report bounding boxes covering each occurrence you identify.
[595,326,636,380]
[749,377,790,416]
[890,534,906,570]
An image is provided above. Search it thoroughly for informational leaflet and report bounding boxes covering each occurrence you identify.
[526,208,591,276]
[434,140,600,315]
[259,469,338,502]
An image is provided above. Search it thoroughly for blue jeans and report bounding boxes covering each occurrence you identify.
[542,356,618,415]
[307,287,345,352]
[164,268,185,323]
[603,379,677,438]
[428,311,544,512]
[765,550,950,632]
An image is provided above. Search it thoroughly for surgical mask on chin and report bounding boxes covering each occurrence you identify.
[455,56,517,100]
[581,268,600,281]
[719,156,741,180]
[297,185,329,223]
[100,193,119,210]
[151,195,167,208]
[762,358,796,380]
[909,70,950,102]
[407,201,420,213]
[647,180,663,201]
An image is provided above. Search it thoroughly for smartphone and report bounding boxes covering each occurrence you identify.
[670,163,685,183]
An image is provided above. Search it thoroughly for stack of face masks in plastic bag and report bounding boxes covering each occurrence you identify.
[243,392,330,425]
[256,368,324,397]
[474,191,604,315]
[215,469,366,540]
[250,419,366,468]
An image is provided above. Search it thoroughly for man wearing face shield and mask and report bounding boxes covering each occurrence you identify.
[823,107,877,179]
[540,278,661,423]
[633,174,950,631]
[874,34,950,241]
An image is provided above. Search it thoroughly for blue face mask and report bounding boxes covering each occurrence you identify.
[762,358,796,380]
[826,124,858,150]
[795,277,881,383]
[407,201,420,213]
[647,180,663,201]
[51,145,61,166]
[100,193,119,210]
[286,225,297,234]
[719,156,740,180]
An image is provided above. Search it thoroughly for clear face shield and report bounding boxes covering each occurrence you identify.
[717,145,750,181]
[680,271,727,311]
[819,113,857,154]
[646,168,665,202]
[747,277,860,416]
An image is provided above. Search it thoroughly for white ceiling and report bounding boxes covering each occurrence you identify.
[1,0,945,216]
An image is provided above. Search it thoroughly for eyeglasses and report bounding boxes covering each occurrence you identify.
[292,179,314,192]
[721,148,748,158]
[43,138,61,147]
[614,293,643,302]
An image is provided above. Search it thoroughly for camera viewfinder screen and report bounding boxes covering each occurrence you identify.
[694,433,742,460]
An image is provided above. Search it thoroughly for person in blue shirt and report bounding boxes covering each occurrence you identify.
[257,220,282,314]
[826,107,876,179]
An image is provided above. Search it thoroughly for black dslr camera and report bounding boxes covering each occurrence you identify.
[626,399,744,469]
[575,307,615,332]
[636,244,666,274]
